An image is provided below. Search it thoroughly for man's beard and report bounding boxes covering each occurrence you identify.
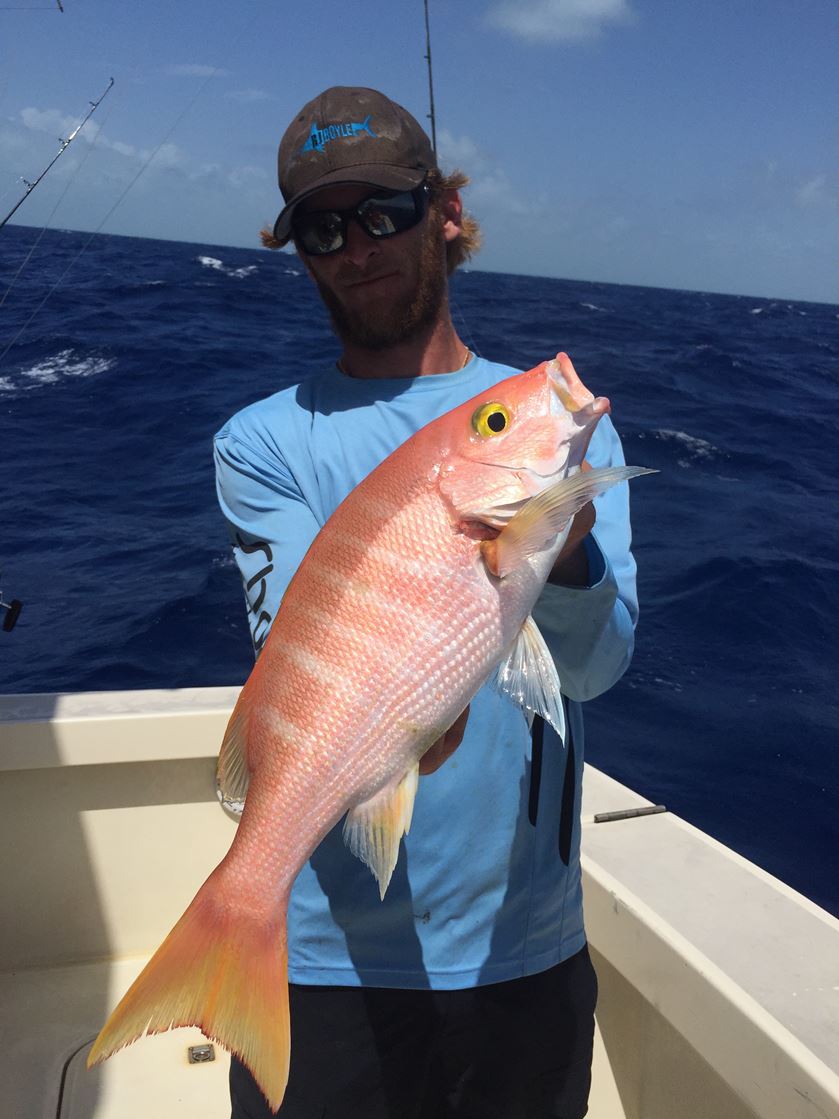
[314,211,448,351]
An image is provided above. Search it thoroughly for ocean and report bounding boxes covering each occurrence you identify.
[1,223,837,916]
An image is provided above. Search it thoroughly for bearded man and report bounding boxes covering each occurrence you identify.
[215,85,639,1119]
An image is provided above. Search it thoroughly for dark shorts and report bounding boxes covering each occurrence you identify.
[230,945,598,1119]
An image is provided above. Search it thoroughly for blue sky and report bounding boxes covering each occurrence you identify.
[1,0,837,303]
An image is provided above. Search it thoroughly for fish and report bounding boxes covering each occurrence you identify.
[87,351,652,1110]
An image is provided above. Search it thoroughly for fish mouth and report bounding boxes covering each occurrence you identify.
[547,352,611,422]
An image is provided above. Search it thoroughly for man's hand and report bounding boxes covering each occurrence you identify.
[548,461,595,587]
[419,705,470,775]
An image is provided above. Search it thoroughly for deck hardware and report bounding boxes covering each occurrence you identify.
[0,572,22,632]
[594,805,667,823]
[188,1044,216,1063]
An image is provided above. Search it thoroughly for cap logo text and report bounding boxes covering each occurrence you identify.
[301,115,376,155]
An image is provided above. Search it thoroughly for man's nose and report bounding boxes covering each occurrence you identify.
[341,217,379,268]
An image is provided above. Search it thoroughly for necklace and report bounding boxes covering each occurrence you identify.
[337,347,472,378]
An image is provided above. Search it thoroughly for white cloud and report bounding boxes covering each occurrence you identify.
[226,88,270,104]
[18,106,183,169]
[228,164,268,188]
[146,142,186,171]
[21,107,80,138]
[438,130,485,169]
[166,64,229,78]
[110,140,138,158]
[437,128,547,219]
[485,0,634,43]
[796,174,837,211]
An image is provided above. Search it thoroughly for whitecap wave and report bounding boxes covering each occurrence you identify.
[1,349,115,394]
[197,255,257,280]
[637,428,722,468]
[579,301,606,312]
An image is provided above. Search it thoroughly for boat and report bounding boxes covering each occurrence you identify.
[1,687,837,1117]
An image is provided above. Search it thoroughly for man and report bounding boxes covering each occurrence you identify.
[215,86,639,1119]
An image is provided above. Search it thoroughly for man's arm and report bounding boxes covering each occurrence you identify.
[547,464,596,588]
[214,427,322,656]
[532,414,639,703]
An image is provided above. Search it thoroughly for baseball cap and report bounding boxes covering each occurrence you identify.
[272,86,438,245]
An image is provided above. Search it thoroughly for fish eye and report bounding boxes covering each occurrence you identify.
[471,401,510,437]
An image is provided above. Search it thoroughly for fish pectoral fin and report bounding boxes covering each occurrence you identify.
[481,465,655,578]
[216,704,252,807]
[493,615,566,741]
[343,764,420,901]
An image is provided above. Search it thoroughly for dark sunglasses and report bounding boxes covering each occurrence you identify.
[292,182,431,257]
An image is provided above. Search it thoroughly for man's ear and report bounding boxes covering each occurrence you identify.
[440,190,463,244]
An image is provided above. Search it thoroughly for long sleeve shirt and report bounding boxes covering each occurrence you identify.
[214,355,638,988]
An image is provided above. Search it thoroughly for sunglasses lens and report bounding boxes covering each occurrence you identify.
[294,184,428,256]
[358,190,423,238]
[296,211,345,255]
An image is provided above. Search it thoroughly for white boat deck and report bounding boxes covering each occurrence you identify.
[1,688,837,1118]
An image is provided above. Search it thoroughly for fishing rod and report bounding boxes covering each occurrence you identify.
[423,0,437,156]
[0,76,113,231]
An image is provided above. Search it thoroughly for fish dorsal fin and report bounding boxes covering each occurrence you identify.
[494,615,566,741]
[481,465,655,578]
[343,764,420,900]
[216,705,252,809]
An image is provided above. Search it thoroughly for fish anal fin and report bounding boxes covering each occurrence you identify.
[343,765,420,900]
[494,615,565,740]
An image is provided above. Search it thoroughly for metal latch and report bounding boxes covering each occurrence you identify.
[188,1044,216,1063]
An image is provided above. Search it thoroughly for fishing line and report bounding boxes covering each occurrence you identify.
[451,296,482,358]
[0,89,191,366]
[0,2,268,369]
[0,95,118,316]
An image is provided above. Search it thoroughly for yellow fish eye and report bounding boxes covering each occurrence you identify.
[471,401,510,437]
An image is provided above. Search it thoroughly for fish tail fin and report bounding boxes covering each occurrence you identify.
[87,871,291,1112]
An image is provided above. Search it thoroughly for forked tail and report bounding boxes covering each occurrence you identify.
[87,869,291,1111]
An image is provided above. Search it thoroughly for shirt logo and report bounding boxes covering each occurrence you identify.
[301,115,376,154]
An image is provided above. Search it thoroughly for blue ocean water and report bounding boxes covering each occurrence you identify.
[2,223,837,916]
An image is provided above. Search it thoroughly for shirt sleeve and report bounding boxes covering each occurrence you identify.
[214,427,322,657]
[531,414,639,702]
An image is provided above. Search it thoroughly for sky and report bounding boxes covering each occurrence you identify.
[0,0,837,304]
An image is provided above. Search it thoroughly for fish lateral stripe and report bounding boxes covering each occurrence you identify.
[337,533,447,581]
[263,708,310,752]
[280,641,344,690]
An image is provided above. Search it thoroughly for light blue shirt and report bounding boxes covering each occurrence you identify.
[214,356,638,988]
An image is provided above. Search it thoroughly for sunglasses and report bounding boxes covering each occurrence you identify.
[292,182,431,257]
